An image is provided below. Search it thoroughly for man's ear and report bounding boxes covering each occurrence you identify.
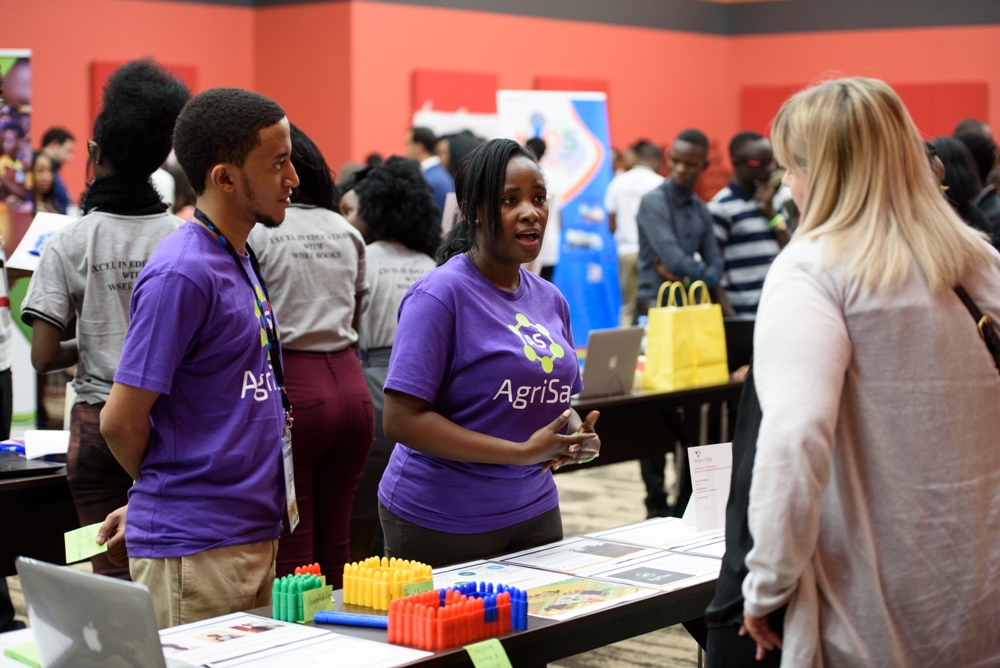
[208,164,237,193]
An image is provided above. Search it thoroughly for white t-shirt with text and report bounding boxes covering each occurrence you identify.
[360,241,436,351]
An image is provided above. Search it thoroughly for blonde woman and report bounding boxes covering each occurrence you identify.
[741,78,1000,666]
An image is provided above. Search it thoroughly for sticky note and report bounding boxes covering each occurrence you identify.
[4,641,40,668]
[402,579,434,597]
[64,523,108,564]
[464,638,513,668]
[301,585,334,623]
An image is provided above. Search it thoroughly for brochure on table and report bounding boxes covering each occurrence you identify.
[23,429,69,459]
[433,560,657,621]
[587,551,722,592]
[587,517,723,550]
[158,614,331,666]
[686,442,733,532]
[671,535,727,559]
[210,633,433,668]
[7,212,75,272]
[498,536,661,576]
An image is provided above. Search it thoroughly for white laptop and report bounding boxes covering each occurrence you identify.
[16,557,191,667]
[577,326,644,399]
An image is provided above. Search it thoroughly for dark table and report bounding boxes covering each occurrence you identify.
[569,380,744,468]
[255,578,716,667]
[0,470,78,577]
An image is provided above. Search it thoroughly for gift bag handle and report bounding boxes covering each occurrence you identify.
[688,280,711,305]
[657,281,688,308]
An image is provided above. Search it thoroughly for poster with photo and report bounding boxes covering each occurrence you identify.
[497,90,620,344]
[0,50,32,252]
[433,561,657,621]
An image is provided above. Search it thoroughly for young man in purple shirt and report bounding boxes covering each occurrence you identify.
[100,88,300,628]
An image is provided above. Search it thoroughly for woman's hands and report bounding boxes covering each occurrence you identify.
[383,390,600,469]
[522,409,601,470]
[740,611,783,661]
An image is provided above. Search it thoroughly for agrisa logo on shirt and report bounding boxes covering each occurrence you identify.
[240,364,279,402]
[493,312,572,409]
[493,377,573,410]
[507,313,565,373]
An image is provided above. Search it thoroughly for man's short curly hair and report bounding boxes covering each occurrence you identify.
[173,88,285,195]
[92,59,190,180]
[355,156,440,258]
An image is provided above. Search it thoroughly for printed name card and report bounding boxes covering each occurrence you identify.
[686,442,733,532]
[465,638,513,668]
[402,579,435,597]
[301,585,334,623]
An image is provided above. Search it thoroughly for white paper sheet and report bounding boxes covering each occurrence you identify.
[687,443,733,532]
[158,613,330,665]
[23,429,69,459]
[7,212,75,271]
[433,561,657,621]
[498,537,661,576]
[434,560,570,590]
[440,192,458,238]
[671,536,727,559]
[588,552,721,592]
[209,633,432,668]
[587,517,722,550]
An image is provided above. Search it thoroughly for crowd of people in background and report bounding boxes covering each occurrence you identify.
[2,58,1000,666]
[23,116,997,332]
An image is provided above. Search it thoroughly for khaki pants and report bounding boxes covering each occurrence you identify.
[130,539,278,628]
[619,252,639,327]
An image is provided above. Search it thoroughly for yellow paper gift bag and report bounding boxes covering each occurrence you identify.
[643,282,695,391]
[687,281,729,386]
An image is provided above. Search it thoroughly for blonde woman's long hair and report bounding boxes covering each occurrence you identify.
[772,77,992,292]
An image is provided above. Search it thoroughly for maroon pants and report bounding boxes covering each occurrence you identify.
[66,402,133,579]
[277,348,374,587]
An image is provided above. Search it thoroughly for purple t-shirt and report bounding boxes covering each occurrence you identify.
[378,254,582,533]
[116,222,285,558]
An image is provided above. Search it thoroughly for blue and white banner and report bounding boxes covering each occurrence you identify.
[496,90,619,346]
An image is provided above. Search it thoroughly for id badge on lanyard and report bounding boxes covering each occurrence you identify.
[193,209,300,533]
[281,413,300,533]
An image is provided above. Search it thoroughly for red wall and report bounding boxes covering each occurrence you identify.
[349,1,734,170]
[7,2,1000,198]
[4,0,254,198]
[731,26,1000,139]
[254,2,353,176]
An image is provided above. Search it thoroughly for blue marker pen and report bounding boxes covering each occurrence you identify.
[313,611,389,629]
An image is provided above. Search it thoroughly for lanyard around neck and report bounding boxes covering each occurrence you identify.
[193,208,292,415]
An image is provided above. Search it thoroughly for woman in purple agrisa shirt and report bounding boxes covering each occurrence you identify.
[377,139,602,568]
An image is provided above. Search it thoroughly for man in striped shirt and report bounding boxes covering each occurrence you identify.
[708,132,790,315]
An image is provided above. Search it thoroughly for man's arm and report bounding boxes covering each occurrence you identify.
[713,286,738,317]
[30,320,78,373]
[697,209,725,289]
[100,382,160,480]
[608,212,617,235]
[636,193,712,282]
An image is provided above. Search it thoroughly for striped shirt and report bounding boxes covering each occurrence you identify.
[707,182,780,315]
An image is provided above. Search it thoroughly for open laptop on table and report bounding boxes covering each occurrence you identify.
[15,557,191,667]
[0,452,64,480]
[578,326,644,399]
